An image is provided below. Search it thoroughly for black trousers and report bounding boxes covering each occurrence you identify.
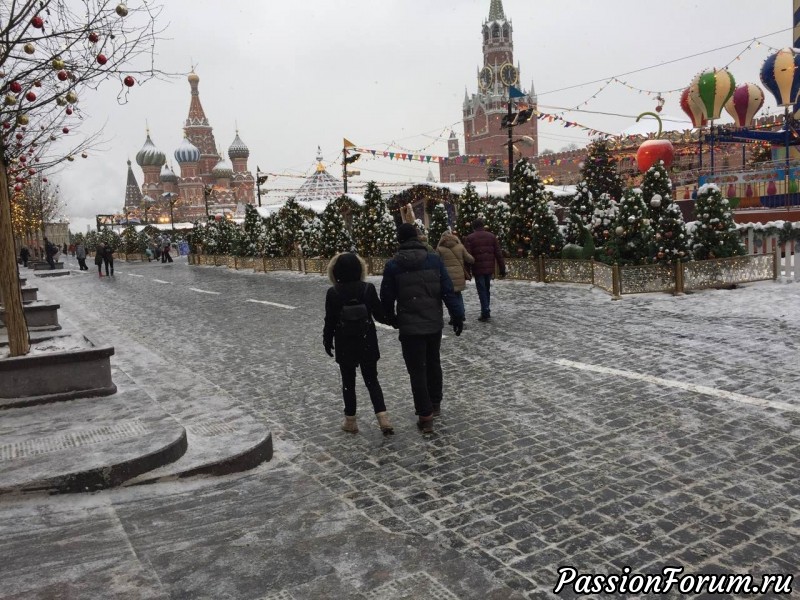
[77,258,87,270]
[103,257,113,275]
[339,361,386,417]
[399,331,443,418]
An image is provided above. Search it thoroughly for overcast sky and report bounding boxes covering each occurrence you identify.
[58,0,791,233]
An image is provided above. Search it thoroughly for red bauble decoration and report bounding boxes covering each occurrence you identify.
[96,54,108,65]
[25,91,36,102]
[42,178,48,182]
[15,133,23,140]
[123,75,135,87]
[655,105,662,113]
[31,16,44,28]
[19,155,26,162]
[636,139,674,173]
[9,81,22,93]
[65,107,73,115]
[28,168,36,175]
[89,31,100,43]
[33,80,41,87]
[57,70,68,81]
[62,127,69,134]
[1,122,9,129]
[14,184,22,192]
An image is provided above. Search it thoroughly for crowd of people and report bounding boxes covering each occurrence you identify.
[323,220,506,436]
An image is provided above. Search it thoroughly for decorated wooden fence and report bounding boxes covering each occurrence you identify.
[187,252,780,298]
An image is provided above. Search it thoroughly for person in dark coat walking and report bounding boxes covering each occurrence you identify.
[102,243,114,276]
[94,243,105,277]
[75,243,88,270]
[380,223,464,433]
[43,237,56,269]
[463,219,506,322]
[19,246,30,267]
[323,252,394,435]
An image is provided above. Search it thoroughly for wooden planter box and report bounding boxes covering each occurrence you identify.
[0,336,116,408]
[0,302,60,329]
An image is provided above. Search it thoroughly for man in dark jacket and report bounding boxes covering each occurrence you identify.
[380,223,464,433]
[19,246,30,267]
[43,237,56,269]
[463,219,506,322]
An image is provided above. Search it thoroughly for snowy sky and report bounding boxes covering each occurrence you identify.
[56,0,791,233]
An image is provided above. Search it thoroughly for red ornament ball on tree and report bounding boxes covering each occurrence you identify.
[89,32,100,43]
[65,107,73,115]
[14,184,22,192]
[57,70,68,81]
[62,127,69,134]
[25,91,36,102]
[124,75,135,87]
[96,54,108,65]
[31,16,44,28]
[10,81,22,93]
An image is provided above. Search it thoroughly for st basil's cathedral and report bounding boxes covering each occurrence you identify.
[123,70,255,223]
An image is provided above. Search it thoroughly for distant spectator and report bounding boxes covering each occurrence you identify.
[75,243,88,270]
[19,246,30,268]
[436,230,474,319]
[102,243,115,276]
[95,243,105,277]
[43,237,57,269]
[463,219,506,322]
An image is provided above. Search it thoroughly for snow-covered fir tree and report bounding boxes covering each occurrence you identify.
[427,203,450,247]
[582,137,624,202]
[454,182,487,237]
[485,200,510,250]
[121,225,140,254]
[98,228,121,251]
[300,217,323,257]
[318,202,354,258]
[564,181,594,244]
[353,181,397,256]
[653,202,691,263]
[603,188,655,265]
[640,160,673,227]
[507,158,563,257]
[262,214,284,257]
[691,183,745,260]
[276,198,311,255]
[591,193,619,248]
[242,204,268,257]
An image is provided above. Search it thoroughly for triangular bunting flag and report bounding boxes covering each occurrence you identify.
[343,138,356,149]
[509,85,525,99]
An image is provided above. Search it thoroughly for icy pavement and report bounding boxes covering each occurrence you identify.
[1,255,798,599]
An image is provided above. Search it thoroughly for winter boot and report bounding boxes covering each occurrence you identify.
[431,404,441,418]
[375,411,394,435]
[341,415,358,434]
[417,415,434,434]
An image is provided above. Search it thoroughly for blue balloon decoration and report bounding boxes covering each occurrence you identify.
[760,48,800,107]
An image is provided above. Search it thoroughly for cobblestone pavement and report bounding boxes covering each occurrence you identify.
[4,257,800,599]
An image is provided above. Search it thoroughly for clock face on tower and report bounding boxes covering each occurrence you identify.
[479,66,494,90]
[500,63,518,86]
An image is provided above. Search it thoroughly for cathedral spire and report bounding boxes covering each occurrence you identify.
[185,70,209,127]
[488,0,505,21]
[124,159,143,209]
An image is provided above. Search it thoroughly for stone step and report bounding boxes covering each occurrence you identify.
[0,302,60,329]
[32,262,64,271]
[33,270,71,278]
[0,389,187,495]
[0,286,37,305]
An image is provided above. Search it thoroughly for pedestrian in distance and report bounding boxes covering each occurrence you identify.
[436,230,474,320]
[43,237,56,269]
[95,243,105,277]
[463,219,506,322]
[161,235,173,263]
[75,242,88,270]
[19,246,29,268]
[102,243,115,276]
[62,243,68,255]
[323,252,394,435]
[380,223,464,434]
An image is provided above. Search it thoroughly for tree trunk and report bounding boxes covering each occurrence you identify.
[0,154,30,357]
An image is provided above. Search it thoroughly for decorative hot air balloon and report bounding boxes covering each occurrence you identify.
[724,83,764,127]
[693,68,735,120]
[760,48,800,107]
[680,86,707,128]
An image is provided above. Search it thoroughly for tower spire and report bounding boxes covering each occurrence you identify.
[488,0,505,21]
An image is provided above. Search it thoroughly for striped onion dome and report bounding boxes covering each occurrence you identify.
[174,137,201,164]
[135,133,166,167]
[160,163,178,183]
[228,132,250,159]
[212,156,234,179]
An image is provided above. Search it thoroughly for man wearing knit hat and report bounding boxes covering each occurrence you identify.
[380,223,464,434]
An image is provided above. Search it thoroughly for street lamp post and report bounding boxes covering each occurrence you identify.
[143,198,150,224]
[163,192,177,229]
[203,185,212,221]
[256,166,267,207]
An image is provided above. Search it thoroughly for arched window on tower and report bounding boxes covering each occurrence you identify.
[492,24,500,40]
[502,24,509,39]
[483,26,488,43]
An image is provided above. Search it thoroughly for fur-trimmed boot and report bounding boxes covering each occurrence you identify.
[417,415,434,434]
[375,412,394,435]
[341,415,358,434]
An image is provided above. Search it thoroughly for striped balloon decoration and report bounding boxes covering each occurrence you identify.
[693,68,736,120]
[724,83,764,127]
[760,48,800,107]
[680,86,707,128]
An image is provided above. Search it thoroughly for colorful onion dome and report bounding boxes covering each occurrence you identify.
[160,163,178,183]
[174,137,201,164]
[212,156,234,179]
[188,70,199,84]
[135,133,166,167]
[228,131,250,159]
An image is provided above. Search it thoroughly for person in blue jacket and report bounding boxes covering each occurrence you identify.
[380,223,464,434]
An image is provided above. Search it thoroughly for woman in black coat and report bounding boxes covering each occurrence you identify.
[323,252,393,435]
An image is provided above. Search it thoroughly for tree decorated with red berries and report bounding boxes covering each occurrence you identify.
[0,0,166,357]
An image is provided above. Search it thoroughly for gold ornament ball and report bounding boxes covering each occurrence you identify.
[550,244,556,251]
[4,93,17,106]
[52,57,65,70]
[116,3,128,16]
[66,155,74,161]
[56,96,67,106]
[81,152,88,158]
[23,43,35,55]
[16,114,29,126]
[65,90,78,103]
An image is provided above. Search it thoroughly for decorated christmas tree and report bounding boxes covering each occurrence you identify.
[243,204,267,257]
[591,193,619,248]
[454,182,487,237]
[121,226,141,254]
[653,203,691,263]
[317,202,354,258]
[485,199,510,251]
[506,158,563,257]
[300,217,323,257]
[691,183,745,260]
[276,198,312,255]
[354,182,397,256]
[564,182,594,244]
[262,214,285,257]
[98,229,121,251]
[427,203,450,247]
[582,137,624,202]
[640,160,673,227]
[603,188,655,265]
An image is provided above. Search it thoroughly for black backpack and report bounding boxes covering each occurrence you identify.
[337,285,370,339]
